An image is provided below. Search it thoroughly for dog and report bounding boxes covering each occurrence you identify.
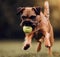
[17,1,54,55]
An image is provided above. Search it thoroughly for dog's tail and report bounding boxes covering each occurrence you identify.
[44,1,49,19]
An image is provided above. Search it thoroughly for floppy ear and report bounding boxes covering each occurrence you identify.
[17,7,25,15]
[32,7,42,15]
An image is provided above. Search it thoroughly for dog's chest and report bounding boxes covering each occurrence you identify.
[33,30,43,41]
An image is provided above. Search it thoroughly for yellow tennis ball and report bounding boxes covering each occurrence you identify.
[23,26,32,33]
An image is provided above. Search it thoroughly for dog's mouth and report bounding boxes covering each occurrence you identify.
[20,21,37,30]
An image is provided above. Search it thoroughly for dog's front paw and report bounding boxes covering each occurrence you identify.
[23,44,30,50]
[44,38,51,48]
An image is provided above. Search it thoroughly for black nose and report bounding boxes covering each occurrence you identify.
[21,21,36,30]
[22,21,33,26]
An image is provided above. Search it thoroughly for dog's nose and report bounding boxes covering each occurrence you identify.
[23,21,33,26]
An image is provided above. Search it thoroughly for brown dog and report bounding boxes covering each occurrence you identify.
[17,1,54,55]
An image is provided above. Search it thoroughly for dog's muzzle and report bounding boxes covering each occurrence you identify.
[20,20,38,30]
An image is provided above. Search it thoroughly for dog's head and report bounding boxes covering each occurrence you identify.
[17,7,42,30]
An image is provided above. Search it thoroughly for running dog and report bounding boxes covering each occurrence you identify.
[17,1,54,55]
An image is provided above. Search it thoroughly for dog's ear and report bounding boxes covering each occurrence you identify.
[32,7,42,15]
[17,7,25,15]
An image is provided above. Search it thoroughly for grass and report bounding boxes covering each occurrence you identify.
[0,40,60,57]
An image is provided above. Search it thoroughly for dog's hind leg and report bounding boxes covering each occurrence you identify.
[37,41,41,52]
[37,37,44,52]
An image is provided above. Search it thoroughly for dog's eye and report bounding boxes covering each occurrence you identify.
[22,16,27,19]
[30,16,36,19]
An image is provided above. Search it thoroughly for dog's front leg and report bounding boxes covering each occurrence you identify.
[44,32,53,55]
[23,33,33,50]
[44,32,51,47]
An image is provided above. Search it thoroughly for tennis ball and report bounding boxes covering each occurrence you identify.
[23,26,32,33]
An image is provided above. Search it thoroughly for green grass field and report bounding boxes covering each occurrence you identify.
[0,40,60,57]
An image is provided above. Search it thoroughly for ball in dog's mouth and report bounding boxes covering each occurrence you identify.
[23,26,33,33]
